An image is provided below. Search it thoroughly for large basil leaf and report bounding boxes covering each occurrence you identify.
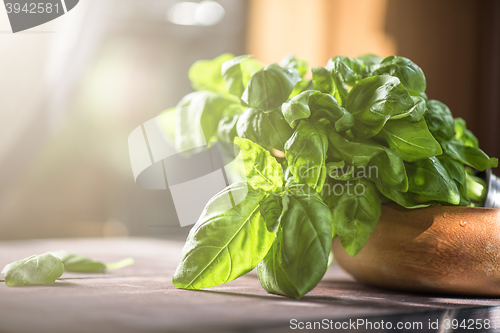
[405,157,460,205]
[2,253,64,286]
[236,108,294,151]
[217,115,239,143]
[328,132,408,191]
[172,183,274,289]
[221,55,263,98]
[346,75,414,139]
[441,139,498,171]
[424,100,455,142]
[257,185,333,299]
[242,63,301,112]
[234,137,283,192]
[175,91,240,152]
[189,53,234,93]
[285,121,328,192]
[373,56,426,93]
[325,179,381,256]
[454,117,479,148]
[375,118,442,162]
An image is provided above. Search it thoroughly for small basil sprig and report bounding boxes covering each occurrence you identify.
[167,52,498,299]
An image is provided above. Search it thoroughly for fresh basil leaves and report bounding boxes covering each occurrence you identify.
[168,53,498,299]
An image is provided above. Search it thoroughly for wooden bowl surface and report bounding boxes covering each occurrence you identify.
[333,203,500,296]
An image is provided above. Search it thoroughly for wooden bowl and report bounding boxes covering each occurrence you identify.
[332,203,500,296]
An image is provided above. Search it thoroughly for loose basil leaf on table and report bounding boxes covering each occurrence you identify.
[188,53,234,93]
[374,118,442,162]
[172,183,275,289]
[242,63,301,112]
[257,184,334,299]
[234,137,283,192]
[1,253,64,286]
[285,121,328,192]
[441,139,498,171]
[372,56,426,94]
[50,250,106,273]
[325,178,381,256]
[236,108,294,151]
[345,75,415,139]
[405,157,460,205]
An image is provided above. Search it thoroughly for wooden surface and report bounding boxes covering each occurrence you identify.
[1,238,500,333]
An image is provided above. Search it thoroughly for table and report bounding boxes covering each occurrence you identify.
[1,238,500,332]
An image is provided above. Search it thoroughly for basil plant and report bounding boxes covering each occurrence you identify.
[166,53,497,299]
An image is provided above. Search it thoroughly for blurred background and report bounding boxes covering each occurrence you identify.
[0,0,498,241]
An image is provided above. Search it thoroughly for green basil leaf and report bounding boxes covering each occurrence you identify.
[259,195,283,233]
[325,56,363,86]
[312,66,334,94]
[2,254,64,286]
[50,250,106,273]
[234,137,283,192]
[285,121,328,192]
[327,161,354,181]
[355,54,383,76]
[375,118,442,162]
[172,183,274,289]
[221,55,264,98]
[454,117,479,148]
[175,91,240,152]
[376,184,433,209]
[189,53,234,93]
[281,90,315,128]
[346,75,414,139]
[217,115,239,143]
[328,132,408,191]
[405,157,460,205]
[406,96,427,121]
[441,139,498,171]
[236,108,294,151]
[373,56,426,93]
[325,178,381,256]
[242,63,302,112]
[308,92,354,132]
[424,100,455,142]
[437,155,471,206]
[257,185,333,299]
[280,54,308,77]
